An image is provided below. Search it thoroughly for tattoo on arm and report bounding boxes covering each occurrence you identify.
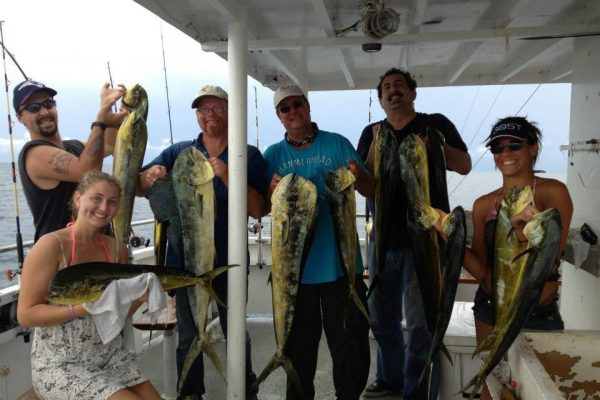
[87,135,104,157]
[48,152,74,175]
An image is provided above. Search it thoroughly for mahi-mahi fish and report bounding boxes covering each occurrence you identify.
[370,121,401,298]
[251,173,318,397]
[464,205,562,399]
[419,205,467,384]
[112,84,149,244]
[398,134,441,336]
[325,166,369,323]
[47,261,234,305]
[171,146,227,388]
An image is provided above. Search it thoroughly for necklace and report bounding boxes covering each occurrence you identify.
[285,123,319,147]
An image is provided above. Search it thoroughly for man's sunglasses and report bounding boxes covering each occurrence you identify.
[21,99,56,114]
[279,100,304,114]
[489,142,525,154]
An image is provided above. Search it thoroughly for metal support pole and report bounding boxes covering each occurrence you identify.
[227,5,249,400]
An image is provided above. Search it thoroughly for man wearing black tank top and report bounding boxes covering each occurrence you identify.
[14,80,126,241]
[357,68,471,400]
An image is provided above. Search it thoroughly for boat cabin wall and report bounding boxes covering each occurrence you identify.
[562,36,600,331]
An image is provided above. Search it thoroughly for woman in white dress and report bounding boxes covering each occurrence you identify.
[17,171,163,400]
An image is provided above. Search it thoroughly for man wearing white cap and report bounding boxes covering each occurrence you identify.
[138,85,268,400]
[262,83,375,400]
[15,79,126,241]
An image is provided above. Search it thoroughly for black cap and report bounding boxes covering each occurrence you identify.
[13,80,57,113]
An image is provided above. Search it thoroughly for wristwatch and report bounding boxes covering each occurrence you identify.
[91,121,107,130]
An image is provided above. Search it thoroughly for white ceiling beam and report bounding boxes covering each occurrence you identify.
[497,39,564,82]
[201,24,600,51]
[205,0,241,22]
[445,0,535,83]
[310,0,355,88]
[202,0,308,89]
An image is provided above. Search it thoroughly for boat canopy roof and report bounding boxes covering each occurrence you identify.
[133,0,600,91]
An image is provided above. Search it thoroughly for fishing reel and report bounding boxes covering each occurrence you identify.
[247,222,263,234]
[129,235,150,248]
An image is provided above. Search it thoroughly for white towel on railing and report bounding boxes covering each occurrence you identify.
[83,272,166,344]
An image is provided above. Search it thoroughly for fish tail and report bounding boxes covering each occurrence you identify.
[201,333,227,382]
[178,336,203,392]
[350,289,370,324]
[459,373,485,400]
[282,355,304,398]
[472,333,495,358]
[365,272,381,300]
[441,343,453,365]
[252,353,282,393]
[197,264,238,307]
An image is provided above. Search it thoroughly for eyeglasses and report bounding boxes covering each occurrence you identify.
[278,100,304,114]
[489,142,525,154]
[197,105,226,115]
[21,99,56,114]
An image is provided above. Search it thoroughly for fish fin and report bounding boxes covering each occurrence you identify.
[512,247,534,263]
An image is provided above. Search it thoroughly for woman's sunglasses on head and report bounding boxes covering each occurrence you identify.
[20,99,56,114]
[490,141,525,154]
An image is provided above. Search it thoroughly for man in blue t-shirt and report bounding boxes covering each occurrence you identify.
[138,85,268,400]
[263,84,375,400]
[358,68,472,400]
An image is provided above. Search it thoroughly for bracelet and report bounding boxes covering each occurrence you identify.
[90,121,107,131]
[67,305,78,320]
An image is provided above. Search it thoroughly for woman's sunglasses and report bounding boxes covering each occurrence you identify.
[279,100,304,114]
[20,99,57,114]
[489,142,525,154]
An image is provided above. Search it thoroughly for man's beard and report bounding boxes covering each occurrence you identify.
[37,118,58,137]
[40,127,58,137]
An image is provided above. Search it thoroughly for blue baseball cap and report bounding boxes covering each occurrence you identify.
[13,80,57,113]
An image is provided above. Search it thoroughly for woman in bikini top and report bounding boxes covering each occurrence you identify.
[444,116,573,400]
[17,171,163,400]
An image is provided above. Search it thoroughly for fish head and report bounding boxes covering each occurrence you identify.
[523,208,561,246]
[501,185,534,216]
[325,167,356,192]
[173,147,214,187]
[122,83,148,118]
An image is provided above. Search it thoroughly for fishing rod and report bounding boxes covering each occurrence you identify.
[0,34,28,80]
[364,90,373,258]
[251,86,265,269]
[0,21,25,280]
[160,23,174,145]
[106,61,118,113]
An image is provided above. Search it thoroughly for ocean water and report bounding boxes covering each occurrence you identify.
[0,163,565,289]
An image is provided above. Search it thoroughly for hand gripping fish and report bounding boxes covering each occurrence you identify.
[251,173,318,397]
[463,192,562,399]
[112,84,148,244]
[325,166,369,324]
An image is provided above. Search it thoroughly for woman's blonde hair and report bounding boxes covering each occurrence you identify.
[70,171,121,220]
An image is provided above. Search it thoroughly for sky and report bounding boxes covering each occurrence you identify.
[1,0,572,174]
